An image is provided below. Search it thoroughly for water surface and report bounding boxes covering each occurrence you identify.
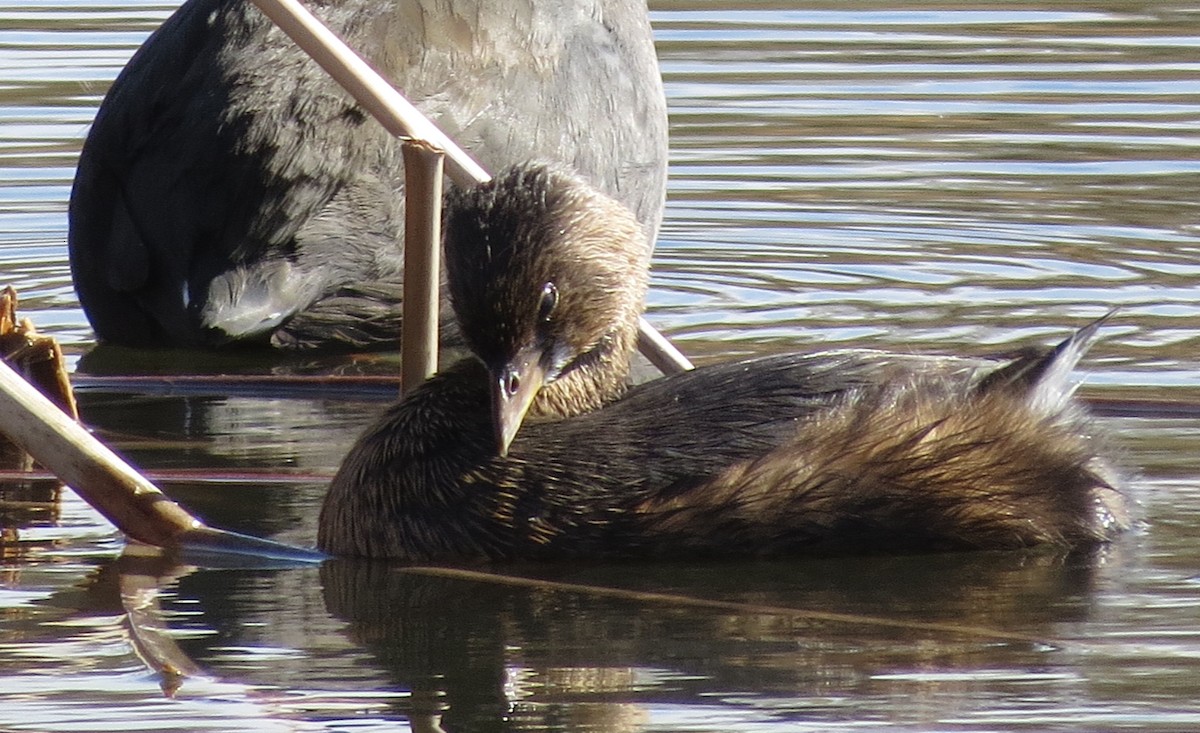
[1,2,1198,731]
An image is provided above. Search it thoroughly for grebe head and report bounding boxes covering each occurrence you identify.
[443,163,651,455]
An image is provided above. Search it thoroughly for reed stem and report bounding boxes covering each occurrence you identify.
[400,140,444,394]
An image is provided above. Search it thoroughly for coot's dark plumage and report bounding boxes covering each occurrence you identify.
[318,164,1129,560]
[69,0,667,350]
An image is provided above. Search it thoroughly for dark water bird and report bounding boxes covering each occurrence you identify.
[319,163,1130,560]
[69,0,667,350]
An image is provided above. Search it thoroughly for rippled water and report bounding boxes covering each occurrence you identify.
[1,2,1199,732]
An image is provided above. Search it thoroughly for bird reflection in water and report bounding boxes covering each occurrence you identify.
[46,539,1121,731]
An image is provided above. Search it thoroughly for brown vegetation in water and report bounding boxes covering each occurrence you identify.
[0,285,78,468]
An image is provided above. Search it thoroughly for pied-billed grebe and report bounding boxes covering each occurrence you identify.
[69,0,666,350]
[318,164,1130,560]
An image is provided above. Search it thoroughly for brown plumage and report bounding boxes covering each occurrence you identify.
[318,163,1129,560]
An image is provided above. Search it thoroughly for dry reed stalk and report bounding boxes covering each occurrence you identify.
[400,140,444,395]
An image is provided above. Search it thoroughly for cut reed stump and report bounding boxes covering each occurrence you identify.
[0,286,77,419]
[0,286,77,470]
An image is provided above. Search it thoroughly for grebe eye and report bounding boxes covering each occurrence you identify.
[538,282,558,322]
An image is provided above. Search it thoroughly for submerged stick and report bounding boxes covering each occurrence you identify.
[0,358,323,561]
[0,357,197,547]
[400,566,1049,644]
[247,0,693,373]
[400,140,444,395]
